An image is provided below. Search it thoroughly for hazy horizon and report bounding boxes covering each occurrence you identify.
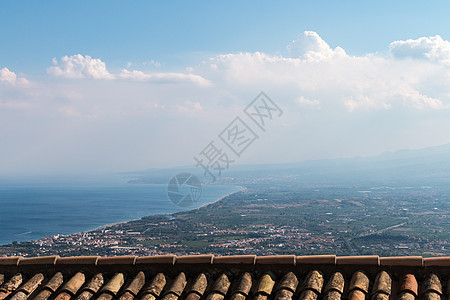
[2,1,450,176]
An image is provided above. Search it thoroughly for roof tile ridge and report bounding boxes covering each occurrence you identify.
[19,255,59,266]
[56,256,99,265]
[423,256,450,267]
[336,255,379,266]
[136,255,176,265]
[0,257,22,266]
[175,254,213,264]
[97,255,137,265]
[255,255,296,265]
[380,256,423,267]
[213,255,256,265]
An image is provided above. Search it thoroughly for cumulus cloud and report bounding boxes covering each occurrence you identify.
[119,69,211,86]
[287,31,346,61]
[4,32,450,174]
[196,31,450,112]
[47,54,114,79]
[0,68,17,83]
[47,54,210,86]
[296,96,320,107]
[389,35,450,65]
[175,100,203,114]
[0,67,30,86]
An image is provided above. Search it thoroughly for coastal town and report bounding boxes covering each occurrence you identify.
[2,185,449,257]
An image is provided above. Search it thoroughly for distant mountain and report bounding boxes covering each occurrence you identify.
[127,142,450,187]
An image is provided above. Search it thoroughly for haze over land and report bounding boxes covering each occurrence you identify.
[4,141,449,257]
[2,2,450,176]
[129,142,450,189]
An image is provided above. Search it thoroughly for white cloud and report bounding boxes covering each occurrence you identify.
[119,69,211,86]
[0,67,17,83]
[0,67,30,86]
[47,54,210,86]
[296,96,320,107]
[287,31,346,61]
[143,60,161,67]
[196,32,450,112]
[47,54,114,79]
[175,100,203,114]
[4,32,450,175]
[389,35,450,65]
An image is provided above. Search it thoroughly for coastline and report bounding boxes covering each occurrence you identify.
[91,186,246,232]
[196,185,246,209]
[2,185,245,246]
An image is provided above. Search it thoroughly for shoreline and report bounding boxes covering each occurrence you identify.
[90,186,246,232]
[3,185,246,245]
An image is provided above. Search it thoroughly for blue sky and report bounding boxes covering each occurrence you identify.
[2,1,450,176]
[3,1,450,72]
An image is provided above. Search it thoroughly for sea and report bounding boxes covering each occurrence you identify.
[0,175,243,245]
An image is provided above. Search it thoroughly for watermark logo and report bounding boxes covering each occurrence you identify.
[168,92,283,206]
[167,173,202,207]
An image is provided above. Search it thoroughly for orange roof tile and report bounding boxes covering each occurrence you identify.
[0,254,448,300]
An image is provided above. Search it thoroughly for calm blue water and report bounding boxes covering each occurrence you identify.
[0,180,242,245]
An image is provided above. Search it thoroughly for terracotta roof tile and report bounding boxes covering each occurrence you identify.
[371,271,391,296]
[33,272,63,300]
[135,255,176,265]
[302,270,324,294]
[380,256,423,266]
[0,254,448,300]
[0,273,22,300]
[176,255,213,264]
[42,272,64,292]
[276,271,298,293]
[75,290,96,300]
[372,293,389,300]
[16,273,44,295]
[206,293,226,300]
[212,274,232,297]
[254,272,276,300]
[348,289,366,300]
[399,274,418,296]
[56,256,99,265]
[324,272,345,294]
[214,255,255,264]
[140,273,166,299]
[119,291,135,300]
[55,272,86,300]
[59,272,86,295]
[297,255,336,265]
[337,255,379,265]
[398,292,416,300]
[19,256,58,266]
[0,257,21,266]
[75,273,104,300]
[80,273,104,294]
[349,271,369,294]
[273,272,298,300]
[255,255,296,265]
[185,273,208,298]
[185,292,202,300]
[99,273,125,295]
[323,290,342,300]
[299,289,320,300]
[423,256,450,267]
[97,256,136,265]
[231,272,252,298]
[164,272,187,298]
[123,271,145,296]
[423,273,442,295]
